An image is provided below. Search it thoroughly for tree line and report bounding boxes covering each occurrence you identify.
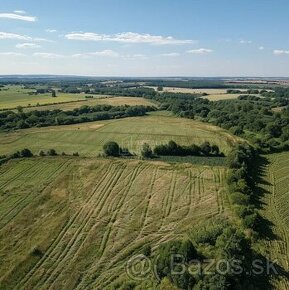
[102,140,224,158]
[0,105,155,130]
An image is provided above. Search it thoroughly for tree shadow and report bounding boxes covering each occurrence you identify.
[249,154,289,287]
[246,252,289,289]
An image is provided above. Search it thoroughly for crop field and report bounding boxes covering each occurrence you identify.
[0,85,94,110]
[147,86,259,101]
[256,152,289,289]
[23,97,157,112]
[0,157,229,289]
[148,87,232,94]
[202,93,258,101]
[0,114,242,157]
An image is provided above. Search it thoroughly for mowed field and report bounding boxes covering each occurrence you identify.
[23,97,156,112]
[0,85,89,110]
[257,152,289,289]
[147,86,259,101]
[0,157,230,289]
[0,86,156,111]
[0,113,242,157]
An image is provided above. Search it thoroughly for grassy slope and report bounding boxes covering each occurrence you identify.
[0,86,89,109]
[23,97,157,112]
[147,86,258,101]
[0,86,156,111]
[0,157,230,289]
[255,152,289,289]
[0,114,242,157]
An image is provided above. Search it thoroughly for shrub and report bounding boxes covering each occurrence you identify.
[141,143,153,159]
[47,149,57,156]
[103,141,120,157]
[20,148,33,158]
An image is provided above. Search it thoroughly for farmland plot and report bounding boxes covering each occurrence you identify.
[257,152,289,290]
[0,157,229,289]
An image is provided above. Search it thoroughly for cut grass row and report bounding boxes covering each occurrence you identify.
[22,96,157,112]
[256,152,289,289]
[0,85,156,110]
[0,114,242,157]
[147,86,259,101]
[0,157,230,289]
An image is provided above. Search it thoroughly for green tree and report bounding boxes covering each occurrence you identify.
[200,141,211,156]
[47,149,57,156]
[103,141,120,157]
[20,148,33,157]
[51,90,57,97]
[141,143,153,159]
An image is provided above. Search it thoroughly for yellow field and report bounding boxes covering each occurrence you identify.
[23,97,157,112]
[0,157,229,289]
[147,86,257,101]
[148,86,231,94]
[204,93,246,101]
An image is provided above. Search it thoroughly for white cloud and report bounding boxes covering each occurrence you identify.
[13,10,26,14]
[187,48,213,54]
[34,52,64,59]
[0,13,37,22]
[161,52,180,57]
[0,32,31,41]
[72,50,119,58]
[121,54,147,60]
[240,40,252,44]
[0,32,51,43]
[0,52,25,56]
[16,43,41,49]
[46,29,57,33]
[89,50,119,57]
[259,46,265,50]
[273,49,289,55]
[65,32,194,45]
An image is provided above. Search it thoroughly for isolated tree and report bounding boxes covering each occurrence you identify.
[157,86,163,92]
[211,144,220,156]
[47,149,57,156]
[20,148,33,157]
[51,90,57,97]
[16,106,23,113]
[200,141,211,156]
[103,141,120,157]
[141,143,153,159]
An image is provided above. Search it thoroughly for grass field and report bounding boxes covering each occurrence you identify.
[0,85,91,110]
[256,152,289,289]
[0,157,230,289]
[148,87,235,94]
[147,86,259,101]
[203,93,243,101]
[23,97,156,112]
[0,114,242,157]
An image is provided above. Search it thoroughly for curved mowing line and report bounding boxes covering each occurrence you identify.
[36,162,130,290]
[0,161,70,232]
[34,163,124,290]
[73,163,147,290]
[18,162,114,289]
[0,160,42,190]
[136,167,158,238]
[98,164,145,253]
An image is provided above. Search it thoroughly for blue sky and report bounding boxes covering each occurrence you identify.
[1,0,289,76]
